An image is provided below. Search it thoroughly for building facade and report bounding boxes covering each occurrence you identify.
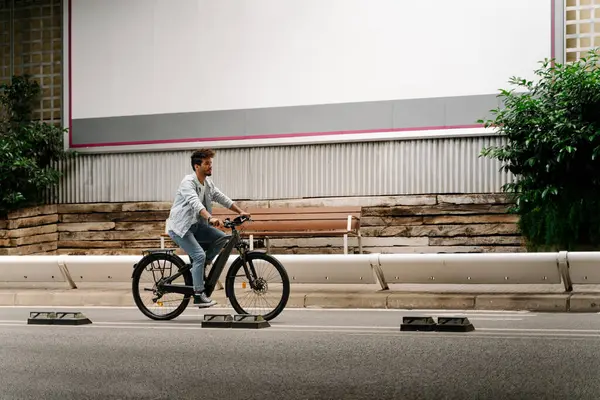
[0,0,587,204]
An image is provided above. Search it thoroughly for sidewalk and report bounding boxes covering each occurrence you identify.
[2,282,600,312]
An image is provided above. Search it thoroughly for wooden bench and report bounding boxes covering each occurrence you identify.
[160,206,363,254]
[212,206,363,254]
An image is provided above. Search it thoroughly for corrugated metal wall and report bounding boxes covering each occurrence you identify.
[52,135,513,203]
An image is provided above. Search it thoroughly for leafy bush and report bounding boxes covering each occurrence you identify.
[0,75,74,212]
[480,50,600,251]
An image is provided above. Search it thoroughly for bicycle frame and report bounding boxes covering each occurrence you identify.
[157,219,257,297]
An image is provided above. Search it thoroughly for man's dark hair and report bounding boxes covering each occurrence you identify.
[191,148,216,170]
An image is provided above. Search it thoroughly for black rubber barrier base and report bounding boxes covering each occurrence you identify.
[201,314,270,329]
[27,311,92,326]
[436,316,475,332]
[401,316,475,332]
[201,314,234,328]
[231,314,270,329]
[400,316,437,331]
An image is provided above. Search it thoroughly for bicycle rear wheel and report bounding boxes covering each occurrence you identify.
[132,252,192,320]
[225,252,290,321]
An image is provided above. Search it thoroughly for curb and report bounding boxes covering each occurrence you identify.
[1,290,600,312]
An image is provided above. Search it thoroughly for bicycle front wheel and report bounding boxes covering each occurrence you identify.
[226,252,290,321]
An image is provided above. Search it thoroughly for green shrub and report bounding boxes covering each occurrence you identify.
[480,50,600,251]
[0,75,74,212]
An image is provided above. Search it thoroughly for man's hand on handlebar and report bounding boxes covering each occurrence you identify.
[239,210,251,218]
[208,217,223,228]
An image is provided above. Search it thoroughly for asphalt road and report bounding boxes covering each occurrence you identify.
[1,306,600,399]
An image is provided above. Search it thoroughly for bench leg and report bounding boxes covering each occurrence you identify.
[343,234,348,255]
[160,237,165,249]
[266,237,271,253]
[249,235,254,250]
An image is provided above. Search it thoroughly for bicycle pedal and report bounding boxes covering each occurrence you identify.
[231,314,270,329]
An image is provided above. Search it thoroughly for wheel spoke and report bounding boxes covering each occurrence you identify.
[132,253,192,321]
[227,254,289,321]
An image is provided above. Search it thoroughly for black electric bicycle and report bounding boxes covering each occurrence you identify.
[131,215,290,321]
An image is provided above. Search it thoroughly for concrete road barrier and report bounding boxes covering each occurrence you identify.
[0,251,598,292]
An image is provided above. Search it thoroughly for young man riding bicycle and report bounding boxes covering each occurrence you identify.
[166,148,251,308]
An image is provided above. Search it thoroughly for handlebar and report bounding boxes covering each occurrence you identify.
[223,215,252,229]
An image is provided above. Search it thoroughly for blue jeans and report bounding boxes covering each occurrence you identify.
[168,222,228,293]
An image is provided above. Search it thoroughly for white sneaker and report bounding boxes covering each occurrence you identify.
[194,292,217,308]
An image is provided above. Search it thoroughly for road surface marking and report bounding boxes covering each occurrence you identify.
[0,305,538,316]
[2,322,600,340]
[177,314,524,321]
[477,327,600,333]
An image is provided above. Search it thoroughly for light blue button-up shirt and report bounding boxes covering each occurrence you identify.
[166,173,234,237]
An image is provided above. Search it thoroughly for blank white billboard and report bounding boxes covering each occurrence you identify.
[69,0,553,119]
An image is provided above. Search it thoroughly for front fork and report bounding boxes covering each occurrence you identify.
[242,258,260,289]
[237,241,260,290]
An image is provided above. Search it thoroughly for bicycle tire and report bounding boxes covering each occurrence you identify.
[132,252,193,321]
[225,252,290,321]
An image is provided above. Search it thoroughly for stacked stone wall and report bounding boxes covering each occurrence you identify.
[0,194,524,255]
